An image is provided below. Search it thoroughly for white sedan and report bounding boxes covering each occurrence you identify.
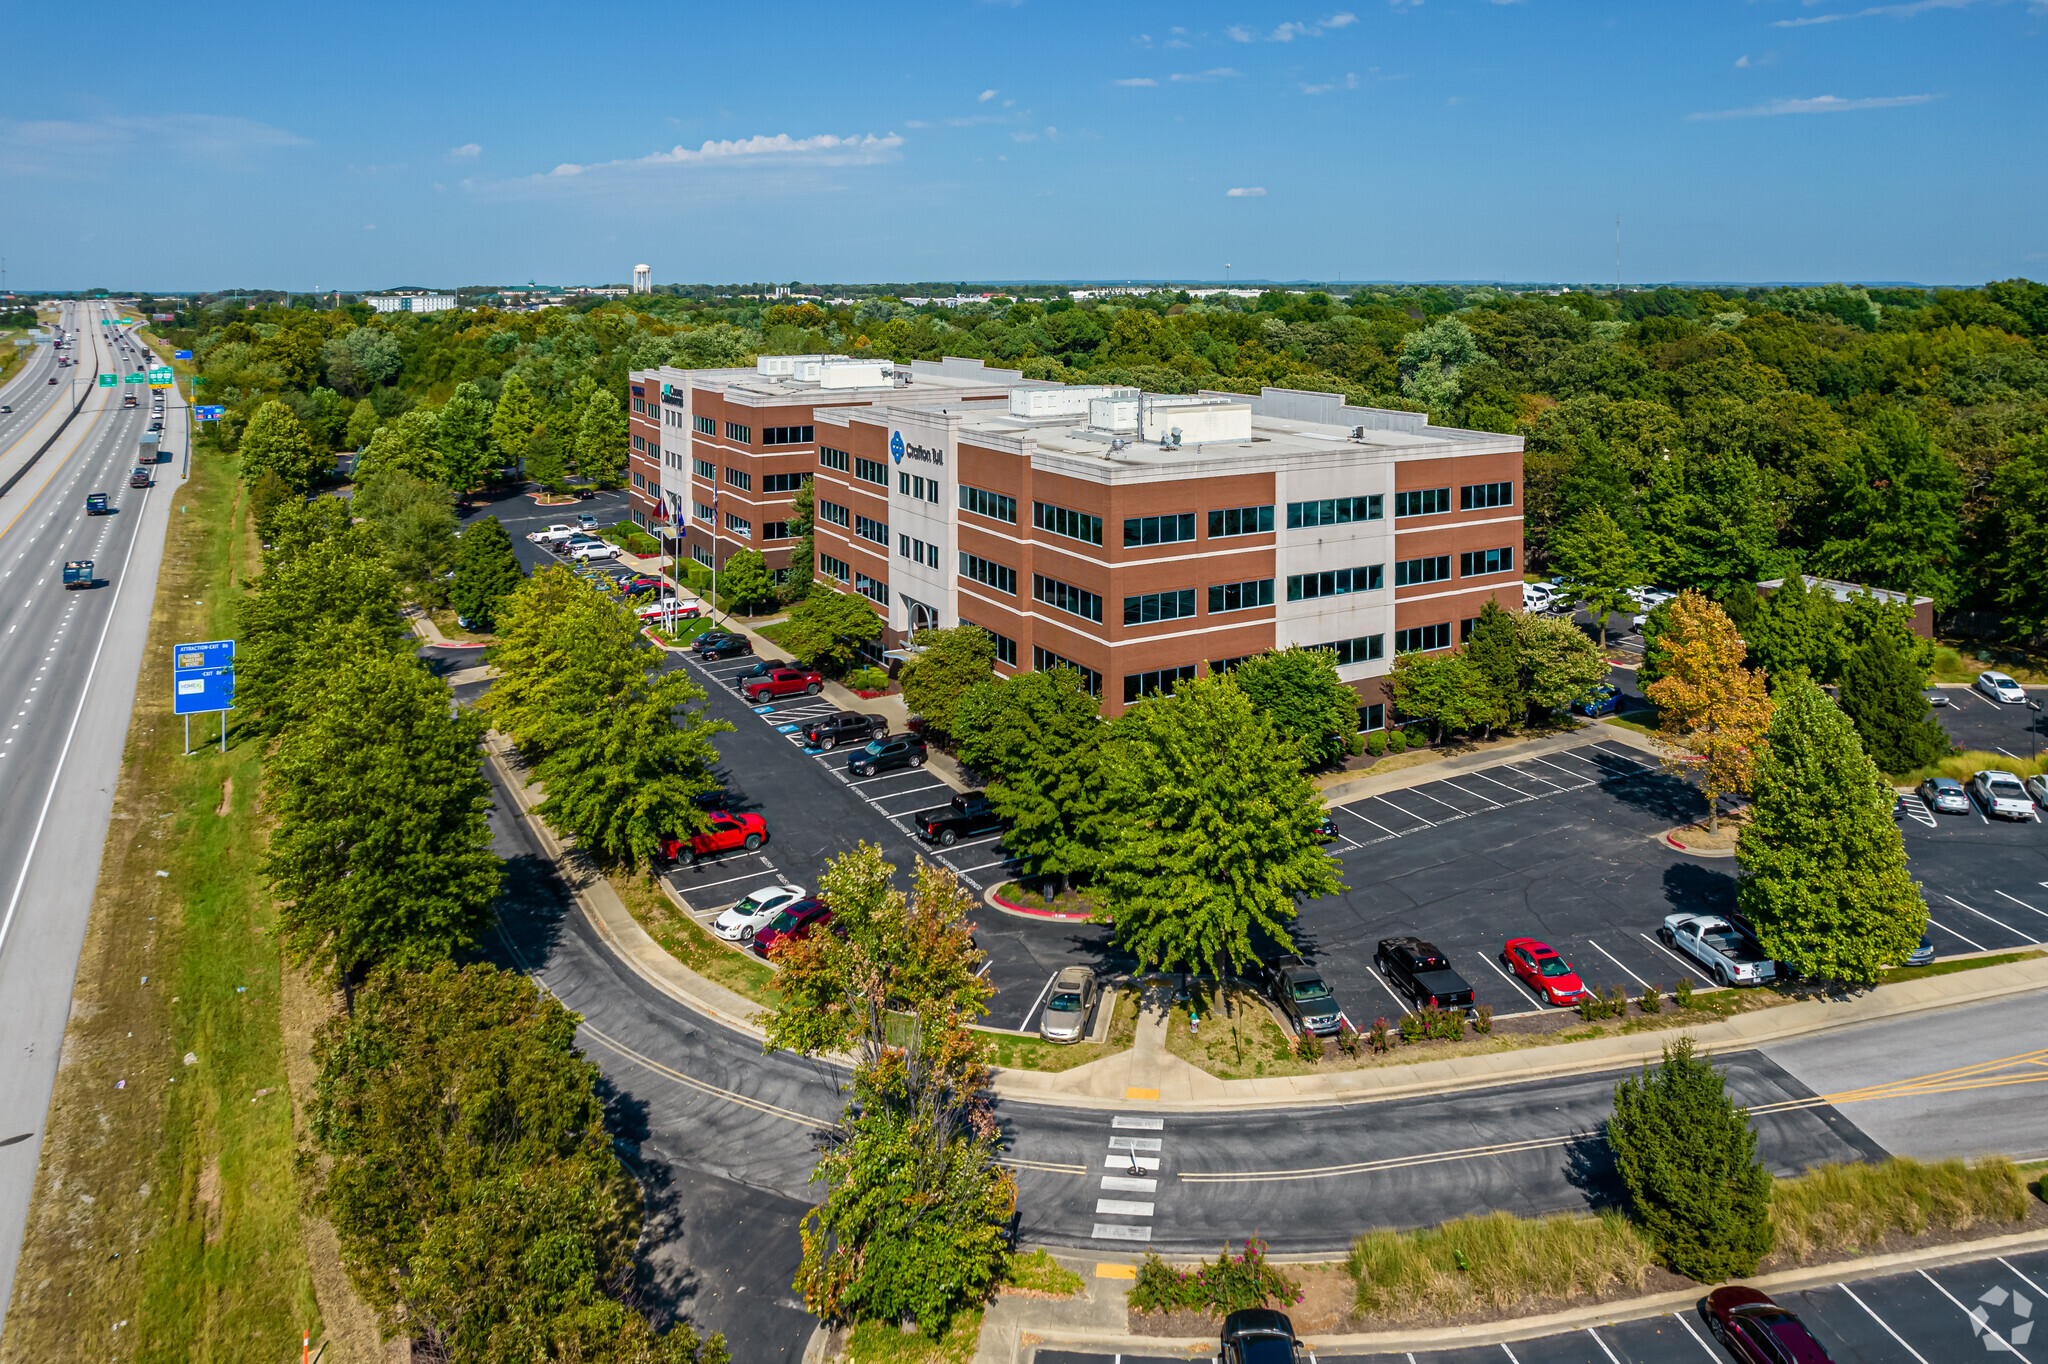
[711,884,809,943]
[1976,671,2028,704]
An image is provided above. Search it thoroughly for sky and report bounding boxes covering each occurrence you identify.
[2,0,2043,291]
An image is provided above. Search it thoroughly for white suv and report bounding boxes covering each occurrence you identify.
[567,539,621,563]
[1975,671,2027,704]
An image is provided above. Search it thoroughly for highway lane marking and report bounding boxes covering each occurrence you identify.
[575,1020,833,1129]
[1178,1131,1580,1183]
[1748,1049,2048,1113]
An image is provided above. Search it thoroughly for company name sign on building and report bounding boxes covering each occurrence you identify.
[891,431,945,466]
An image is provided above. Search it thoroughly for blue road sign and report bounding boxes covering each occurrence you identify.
[175,640,234,670]
[195,405,224,420]
[174,639,235,715]
[174,350,192,359]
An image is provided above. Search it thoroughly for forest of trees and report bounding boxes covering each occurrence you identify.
[155,276,2048,636]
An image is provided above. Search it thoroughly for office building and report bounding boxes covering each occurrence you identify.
[364,293,455,314]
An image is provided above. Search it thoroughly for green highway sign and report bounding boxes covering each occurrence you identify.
[98,374,116,387]
[191,376,206,385]
[124,373,143,383]
[148,366,174,387]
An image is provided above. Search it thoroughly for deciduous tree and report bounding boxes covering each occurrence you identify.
[490,372,541,468]
[1643,591,1773,832]
[714,546,775,615]
[435,380,493,491]
[898,625,996,739]
[1642,446,1784,599]
[1837,621,1949,775]
[1550,506,1639,646]
[951,669,1107,894]
[1746,575,1845,684]
[576,388,627,487]
[1462,599,1524,735]
[779,585,883,674]
[1390,650,1493,742]
[352,468,459,606]
[1979,433,2048,639]
[448,514,525,632]
[1229,646,1363,763]
[358,407,441,484]
[239,399,323,491]
[1815,408,1963,606]
[1514,611,1611,714]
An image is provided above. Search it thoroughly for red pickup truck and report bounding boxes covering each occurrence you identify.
[658,811,769,866]
[742,667,824,704]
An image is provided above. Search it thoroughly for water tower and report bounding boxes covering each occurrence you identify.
[632,264,651,295]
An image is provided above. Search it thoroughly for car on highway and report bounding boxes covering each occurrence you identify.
[1569,682,1620,717]
[527,523,578,544]
[1374,936,1475,1011]
[709,883,808,944]
[566,539,621,563]
[1970,769,2036,821]
[751,898,834,957]
[1661,912,1776,987]
[63,560,93,589]
[915,791,1005,846]
[1502,937,1590,1006]
[1038,966,1099,1043]
[1700,1285,1836,1363]
[1259,956,1343,1035]
[740,666,824,703]
[846,733,928,777]
[1976,670,2027,703]
[658,810,768,865]
[0,404,11,414]
[2027,773,2048,808]
[1917,775,1971,815]
[1219,1309,1303,1364]
[47,377,57,384]
[128,466,151,488]
[802,710,886,750]
[693,631,753,660]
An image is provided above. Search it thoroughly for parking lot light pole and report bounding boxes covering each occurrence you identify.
[2028,700,2041,761]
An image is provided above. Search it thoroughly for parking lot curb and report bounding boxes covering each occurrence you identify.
[983,883,1092,922]
[996,1224,2048,1362]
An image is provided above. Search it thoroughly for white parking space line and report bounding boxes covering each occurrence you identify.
[1476,951,1532,1000]
[1944,893,2039,944]
[940,831,1008,852]
[669,865,780,896]
[1017,971,1058,1034]
[949,855,1018,876]
[2000,1257,2048,1301]
[1918,1270,2035,1360]
[867,783,951,805]
[1438,778,1505,809]
[1468,770,1540,802]
[1640,931,1716,985]
[1591,743,1653,769]
[1363,961,1414,1013]
[1670,1311,1722,1360]
[1411,787,1475,819]
[1583,937,1653,991]
[1584,1327,1622,1364]
[844,769,940,788]
[1371,794,1437,828]
[1526,754,1595,784]
[1335,806,1403,840]
[1995,889,2048,922]
[1925,915,1989,952]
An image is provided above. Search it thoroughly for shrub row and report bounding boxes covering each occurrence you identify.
[1129,1240,1302,1316]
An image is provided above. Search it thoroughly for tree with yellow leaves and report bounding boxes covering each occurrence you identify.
[1643,591,1773,833]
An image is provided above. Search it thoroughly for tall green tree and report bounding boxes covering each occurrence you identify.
[358,407,441,483]
[353,468,459,606]
[248,468,295,543]
[523,422,568,491]
[1738,676,1926,986]
[714,546,775,615]
[951,669,1108,895]
[1550,506,1639,646]
[1815,408,1963,606]
[780,476,818,604]
[1093,676,1342,978]
[435,379,493,491]
[1229,646,1363,764]
[239,399,323,491]
[576,388,627,487]
[1462,599,1524,735]
[343,396,380,451]
[1747,575,1846,684]
[1642,446,1784,598]
[1514,611,1612,714]
[1978,432,2048,639]
[449,515,525,632]
[1389,650,1493,742]
[265,646,501,983]
[779,585,883,673]
[491,372,541,468]
[898,625,996,738]
[1605,1038,1774,1281]
[1837,622,1949,774]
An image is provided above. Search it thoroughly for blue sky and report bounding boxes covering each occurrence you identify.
[3,0,2042,290]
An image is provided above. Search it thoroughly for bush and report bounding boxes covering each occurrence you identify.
[1427,1006,1464,1042]
[1349,1211,1653,1322]
[1770,1157,2030,1263]
[1130,1241,1302,1317]
[1366,731,1387,757]
[1399,1012,1427,1043]
[1473,1004,1494,1034]
[844,665,891,693]
[1369,1017,1393,1053]
[1295,1029,1324,1062]
[1388,728,1409,754]
[1335,1020,1360,1056]
[1640,984,1662,1014]
[1674,977,1694,1010]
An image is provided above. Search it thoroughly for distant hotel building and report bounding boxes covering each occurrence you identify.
[627,357,1523,719]
[364,293,455,314]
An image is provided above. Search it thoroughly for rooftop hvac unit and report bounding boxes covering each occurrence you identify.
[790,354,851,382]
[1008,385,1129,420]
[817,360,895,389]
[755,355,802,377]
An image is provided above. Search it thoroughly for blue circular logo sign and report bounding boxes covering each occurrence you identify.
[890,431,905,463]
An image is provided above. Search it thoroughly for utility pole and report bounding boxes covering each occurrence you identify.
[1615,216,1621,292]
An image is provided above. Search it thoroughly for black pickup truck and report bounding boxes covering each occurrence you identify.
[914,791,1005,846]
[1258,957,1343,1036]
[1374,936,1476,1012]
[802,710,886,750]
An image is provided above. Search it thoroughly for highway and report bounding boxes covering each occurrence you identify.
[0,302,188,1321]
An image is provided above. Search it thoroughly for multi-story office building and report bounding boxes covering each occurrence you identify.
[364,293,455,314]
[625,357,1053,582]
[806,384,1524,719]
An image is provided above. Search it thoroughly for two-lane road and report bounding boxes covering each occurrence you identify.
[0,301,189,1322]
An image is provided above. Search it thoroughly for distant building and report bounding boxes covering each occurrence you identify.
[633,265,651,294]
[365,294,455,314]
[1757,575,1935,638]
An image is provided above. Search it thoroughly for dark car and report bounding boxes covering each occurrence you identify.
[1905,932,1935,967]
[751,898,833,957]
[846,733,927,777]
[658,810,768,865]
[802,710,886,750]
[915,792,1005,846]
[128,466,151,488]
[1259,957,1342,1036]
[616,573,669,597]
[693,631,753,660]
[1701,1286,1837,1362]
[1571,682,1620,717]
[1313,814,1339,842]
[1374,936,1476,1011]
[1220,1309,1303,1364]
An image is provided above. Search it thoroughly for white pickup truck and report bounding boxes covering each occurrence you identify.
[528,523,578,544]
[1661,913,1777,987]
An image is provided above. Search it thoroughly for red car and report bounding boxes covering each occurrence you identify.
[751,898,832,957]
[1701,1286,1836,1362]
[1502,937,1589,1007]
[659,811,768,865]
[742,667,824,704]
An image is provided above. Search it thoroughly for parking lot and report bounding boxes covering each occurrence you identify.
[1925,677,2047,761]
[454,483,634,577]
[1031,1244,2048,1361]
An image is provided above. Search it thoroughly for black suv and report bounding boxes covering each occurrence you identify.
[1220,1309,1303,1364]
[1258,957,1342,1036]
[1374,936,1475,1011]
[845,733,927,777]
[693,631,753,660]
[803,710,886,750]
[915,792,1005,846]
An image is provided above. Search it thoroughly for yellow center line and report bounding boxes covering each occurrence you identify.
[577,1020,834,1130]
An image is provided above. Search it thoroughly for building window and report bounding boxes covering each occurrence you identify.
[724,421,752,445]
[819,552,851,582]
[1123,513,1197,547]
[1358,703,1385,732]
[1395,623,1451,653]
[646,441,659,461]
[1122,589,1197,626]
[1461,481,1514,510]
[960,485,1018,524]
[959,552,1016,595]
[1460,617,1479,642]
[898,471,940,502]
[632,397,647,415]
[724,467,752,492]
[631,471,647,491]
[694,457,715,480]
[762,425,814,445]
[964,622,1017,666]
[694,415,716,436]
[632,433,646,452]
[762,472,807,494]
[897,534,939,567]
[692,501,714,523]
[855,572,888,605]
[631,509,647,528]
[854,514,888,546]
[762,521,790,541]
[1124,665,1197,704]
[1460,547,1515,577]
[817,499,851,528]
[1033,574,1103,623]
[1287,496,1384,529]
[1394,488,1450,517]
[1394,555,1451,586]
[819,444,851,473]
[1033,647,1101,696]
[692,543,713,567]
[854,456,888,486]
[725,513,751,538]
[1287,565,1384,601]
[1209,655,1252,675]
[1209,504,1275,538]
[1208,578,1275,613]
[1033,501,1104,546]
[1318,634,1386,665]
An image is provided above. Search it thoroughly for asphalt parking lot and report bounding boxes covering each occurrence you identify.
[1033,1246,2048,1362]
[1925,677,2046,761]
[454,482,634,577]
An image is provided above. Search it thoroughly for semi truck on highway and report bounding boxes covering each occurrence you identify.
[122,392,136,408]
[140,431,159,463]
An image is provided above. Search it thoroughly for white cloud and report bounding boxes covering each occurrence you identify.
[1170,67,1241,81]
[0,112,308,177]
[1231,11,1357,40]
[1302,82,1335,94]
[1226,186,1267,196]
[1012,130,1038,142]
[538,131,905,180]
[448,142,481,159]
[978,89,997,102]
[1776,0,1981,26]
[1114,76,1159,86]
[1686,93,1938,120]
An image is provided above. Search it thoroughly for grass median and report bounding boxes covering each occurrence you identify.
[0,451,326,1362]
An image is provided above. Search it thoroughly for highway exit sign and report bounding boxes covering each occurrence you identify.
[123,373,143,383]
[98,374,116,387]
[148,367,173,387]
